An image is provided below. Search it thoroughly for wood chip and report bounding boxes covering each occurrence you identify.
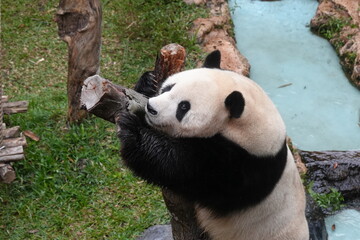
[28,229,39,234]
[277,83,293,88]
[23,130,40,141]
[332,224,336,231]
[333,162,338,169]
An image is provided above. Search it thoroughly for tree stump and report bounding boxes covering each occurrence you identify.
[81,44,210,240]
[55,0,102,124]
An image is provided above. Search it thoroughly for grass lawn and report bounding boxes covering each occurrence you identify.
[0,0,207,239]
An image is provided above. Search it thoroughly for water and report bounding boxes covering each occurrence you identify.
[325,209,360,240]
[229,0,360,151]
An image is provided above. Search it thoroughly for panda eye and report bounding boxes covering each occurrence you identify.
[179,101,190,111]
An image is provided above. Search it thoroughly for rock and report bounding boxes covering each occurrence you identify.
[310,0,360,89]
[301,150,360,239]
[306,193,329,240]
[300,150,360,199]
[190,0,250,76]
[136,225,173,240]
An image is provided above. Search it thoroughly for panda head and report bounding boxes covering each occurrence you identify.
[144,51,244,137]
[145,51,286,155]
[145,69,245,137]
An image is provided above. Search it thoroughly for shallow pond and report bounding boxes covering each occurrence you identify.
[325,209,360,240]
[229,0,360,151]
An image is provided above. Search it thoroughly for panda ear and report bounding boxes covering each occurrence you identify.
[225,91,245,118]
[203,50,221,69]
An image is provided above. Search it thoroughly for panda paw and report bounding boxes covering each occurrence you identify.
[117,111,145,137]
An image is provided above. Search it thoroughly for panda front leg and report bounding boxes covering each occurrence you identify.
[117,111,203,193]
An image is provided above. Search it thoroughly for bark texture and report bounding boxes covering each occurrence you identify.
[81,75,147,123]
[56,0,102,123]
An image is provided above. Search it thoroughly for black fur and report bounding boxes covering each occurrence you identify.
[203,50,221,69]
[118,112,287,216]
[134,71,158,97]
[225,91,245,118]
[161,84,175,94]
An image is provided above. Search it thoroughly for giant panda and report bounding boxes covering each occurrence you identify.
[118,51,309,240]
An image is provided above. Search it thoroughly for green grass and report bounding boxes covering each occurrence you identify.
[0,0,207,239]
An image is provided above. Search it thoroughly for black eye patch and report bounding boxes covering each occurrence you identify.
[176,101,191,122]
[161,84,175,94]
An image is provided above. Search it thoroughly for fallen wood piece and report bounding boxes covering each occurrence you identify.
[3,126,21,139]
[0,154,24,162]
[0,146,23,158]
[1,95,8,103]
[23,130,40,141]
[2,101,28,108]
[2,136,27,148]
[3,101,28,114]
[81,75,147,123]
[0,163,16,183]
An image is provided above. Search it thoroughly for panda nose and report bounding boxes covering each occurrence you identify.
[147,103,158,115]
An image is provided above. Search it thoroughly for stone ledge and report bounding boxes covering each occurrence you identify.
[188,0,250,76]
[310,0,360,89]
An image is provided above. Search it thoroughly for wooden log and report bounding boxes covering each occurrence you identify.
[153,43,186,91]
[0,146,23,158]
[3,101,28,114]
[3,101,28,109]
[0,154,24,163]
[3,126,21,139]
[81,75,147,123]
[55,0,102,124]
[0,163,16,183]
[2,136,27,148]
[163,188,210,240]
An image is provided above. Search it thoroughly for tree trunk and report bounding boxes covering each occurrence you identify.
[55,0,102,124]
[81,44,210,240]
